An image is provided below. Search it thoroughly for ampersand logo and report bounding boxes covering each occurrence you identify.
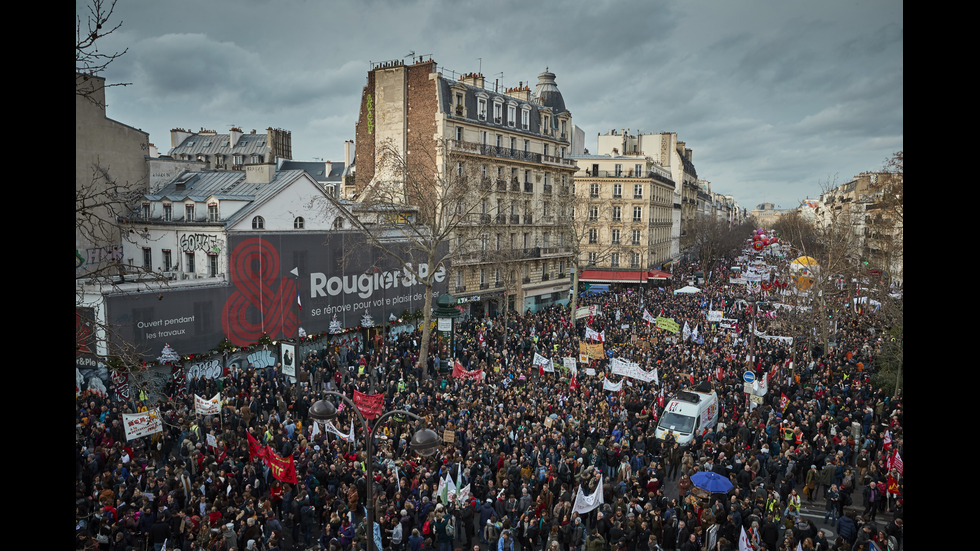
[222,238,298,346]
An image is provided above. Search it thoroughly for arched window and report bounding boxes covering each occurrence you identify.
[252,216,265,230]
[294,217,305,229]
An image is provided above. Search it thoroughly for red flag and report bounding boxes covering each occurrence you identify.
[779,393,789,412]
[570,372,579,390]
[657,388,665,408]
[266,447,298,483]
[353,390,384,420]
[716,365,723,381]
[882,430,892,453]
[689,374,695,386]
[453,360,483,383]
[246,431,268,462]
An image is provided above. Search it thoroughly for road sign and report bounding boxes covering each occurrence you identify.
[743,371,756,383]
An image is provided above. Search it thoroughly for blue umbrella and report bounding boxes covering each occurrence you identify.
[691,471,734,494]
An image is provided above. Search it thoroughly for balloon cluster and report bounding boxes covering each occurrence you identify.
[750,228,779,251]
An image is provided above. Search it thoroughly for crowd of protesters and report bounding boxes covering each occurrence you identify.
[75,262,904,551]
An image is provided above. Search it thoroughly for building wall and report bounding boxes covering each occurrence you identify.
[76,73,151,274]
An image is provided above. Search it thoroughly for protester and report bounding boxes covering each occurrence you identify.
[75,258,903,551]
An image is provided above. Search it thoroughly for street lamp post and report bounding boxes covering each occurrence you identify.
[309,392,441,551]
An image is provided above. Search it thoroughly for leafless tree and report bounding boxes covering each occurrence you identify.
[76,0,130,105]
[680,214,748,285]
[554,191,628,315]
[333,136,496,379]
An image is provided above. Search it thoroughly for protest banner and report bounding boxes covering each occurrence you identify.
[122,409,163,441]
[195,393,221,415]
[452,360,483,382]
[353,390,384,420]
[657,316,680,334]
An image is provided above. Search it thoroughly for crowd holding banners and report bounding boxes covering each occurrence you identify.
[75,258,903,551]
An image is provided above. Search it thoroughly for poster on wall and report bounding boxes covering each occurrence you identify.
[105,233,448,360]
[280,342,296,378]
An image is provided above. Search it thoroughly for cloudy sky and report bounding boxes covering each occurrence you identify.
[83,0,902,210]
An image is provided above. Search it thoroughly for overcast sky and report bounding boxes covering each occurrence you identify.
[84,0,902,211]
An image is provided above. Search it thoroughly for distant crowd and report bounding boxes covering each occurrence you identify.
[76,261,903,551]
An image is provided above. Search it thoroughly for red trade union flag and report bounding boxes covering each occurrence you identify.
[246,431,268,462]
[779,393,789,412]
[266,448,298,484]
[452,360,483,382]
[353,390,384,420]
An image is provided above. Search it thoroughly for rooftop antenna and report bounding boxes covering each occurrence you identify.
[404,50,415,63]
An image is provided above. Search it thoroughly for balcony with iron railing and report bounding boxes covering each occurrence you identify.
[523,181,534,193]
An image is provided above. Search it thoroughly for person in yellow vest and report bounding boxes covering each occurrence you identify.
[783,489,801,522]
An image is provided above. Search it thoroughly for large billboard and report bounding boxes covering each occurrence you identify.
[105,233,447,359]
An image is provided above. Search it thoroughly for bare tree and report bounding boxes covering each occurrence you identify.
[554,191,628,315]
[76,0,130,104]
[680,214,747,285]
[335,136,496,379]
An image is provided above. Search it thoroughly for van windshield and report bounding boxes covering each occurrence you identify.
[658,411,696,434]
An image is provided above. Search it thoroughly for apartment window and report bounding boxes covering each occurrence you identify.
[456,270,464,290]
[633,206,643,222]
[478,98,487,120]
[185,251,196,273]
[496,134,502,148]
[456,126,463,141]
[588,229,598,244]
[589,183,599,198]
[294,217,305,229]
[613,184,622,198]
[523,233,530,248]
[521,108,530,129]
[589,206,598,221]
[611,229,620,245]
[141,203,150,219]
[162,250,172,271]
[631,252,641,268]
[208,203,219,222]
[481,131,488,145]
[615,164,623,177]
[588,252,598,265]
[208,253,219,277]
[523,140,529,153]
[610,253,620,268]
[163,204,173,221]
[510,137,516,151]
[634,183,644,199]
[233,155,243,166]
[480,269,486,285]
[635,165,644,178]
[184,204,195,222]
[508,104,516,126]
[252,216,265,230]
[612,206,621,222]
[493,101,503,122]
[632,229,642,245]
[543,144,549,157]
[142,248,152,270]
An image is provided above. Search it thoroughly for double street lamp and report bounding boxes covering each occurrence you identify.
[309,392,441,551]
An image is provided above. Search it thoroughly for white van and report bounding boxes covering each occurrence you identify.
[655,384,719,447]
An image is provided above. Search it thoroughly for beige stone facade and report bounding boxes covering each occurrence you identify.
[353,60,578,314]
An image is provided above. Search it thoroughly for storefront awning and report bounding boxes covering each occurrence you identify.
[579,270,650,283]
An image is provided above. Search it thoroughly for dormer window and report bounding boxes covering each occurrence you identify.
[478,97,487,120]
[185,203,195,221]
[493,100,503,123]
[252,216,265,229]
[163,203,173,221]
[208,203,219,222]
[521,107,530,130]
